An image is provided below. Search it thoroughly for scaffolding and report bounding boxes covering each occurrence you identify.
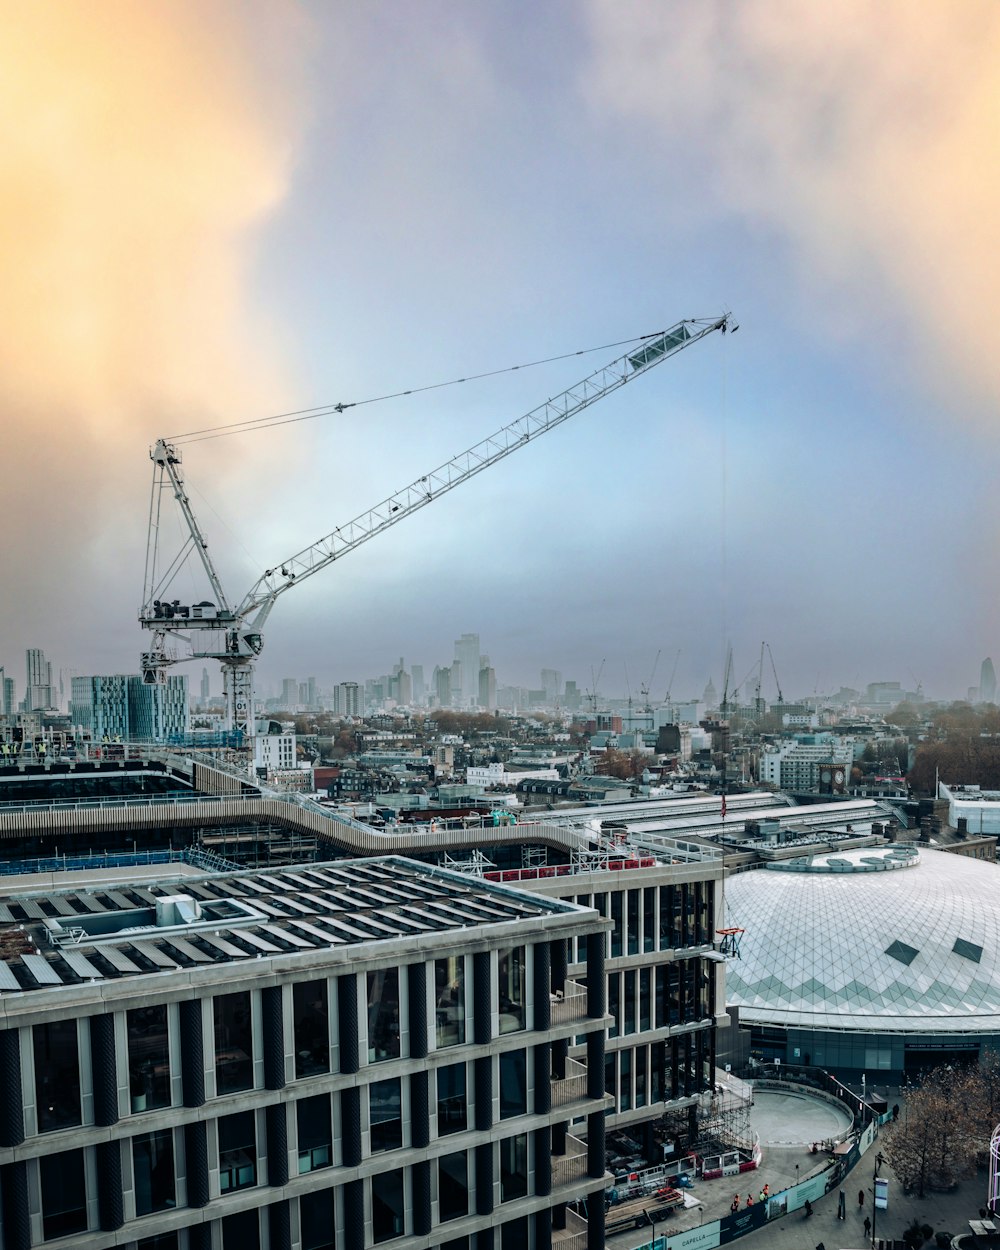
[442,849,496,876]
[716,926,745,959]
[692,1071,757,1163]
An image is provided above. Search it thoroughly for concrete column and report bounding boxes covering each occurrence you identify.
[262,986,285,1090]
[533,943,551,1030]
[0,1160,30,1250]
[96,1139,124,1231]
[268,1198,292,1250]
[180,998,205,1107]
[0,1029,24,1146]
[408,963,428,1059]
[338,974,359,1074]
[90,1014,118,1127]
[185,1120,210,1208]
[473,951,492,1044]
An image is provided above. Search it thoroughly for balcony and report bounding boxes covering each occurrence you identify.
[551,1208,588,1250]
[551,1057,589,1108]
[551,1133,589,1189]
[551,979,588,1026]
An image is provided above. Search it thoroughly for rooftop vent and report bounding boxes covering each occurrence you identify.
[156,895,202,927]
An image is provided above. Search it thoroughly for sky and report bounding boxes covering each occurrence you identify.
[2,1,1000,705]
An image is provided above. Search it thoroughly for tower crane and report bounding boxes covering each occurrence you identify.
[139,315,733,770]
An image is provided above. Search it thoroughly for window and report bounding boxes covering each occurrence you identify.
[497,947,526,1033]
[620,1049,632,1111]
[651,1042,664,1104]
[372,1168,405,1242]
[500,1134,528,1202]
[137,1235,179,1250]
[636,1047,647,1109]
[297,1094,332,1173]
[435,956,466,1048]
[294,980,330,1078]
[370,1077,403,1152]
[214,991,253,1095]
[501,1217,529,1250]
[219,1110,256,1192]
[222,1209,260,1250]
[301,1189,335,1250]
[610,892,623,957]
[437,1063,467,1135]
[639,968,651,1032]
[133,1129,175,1215]
[40,1147,87,1240]
[438,1150,468,1222]
[499,1049,527,1119]
[34,1019,80,1132]
[624,971,636,1036]
[627,890,640,955]
[643,888,656,953]
[608,973,620,1039]
[604,1052,616,1102]
[368,968,401,1062]
[127,1005,171,1113]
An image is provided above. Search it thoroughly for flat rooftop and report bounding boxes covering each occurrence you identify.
[0,857,572,995]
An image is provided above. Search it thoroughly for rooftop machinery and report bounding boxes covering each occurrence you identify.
[139,315,733,771]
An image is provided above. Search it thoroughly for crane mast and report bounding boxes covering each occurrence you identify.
[139,315,732,769]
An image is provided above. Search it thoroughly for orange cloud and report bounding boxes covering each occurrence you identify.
[585,1,1000,423]
[0,1,307,662]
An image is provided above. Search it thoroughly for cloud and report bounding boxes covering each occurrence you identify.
[0,1,307,668]
[584,0,1000,422]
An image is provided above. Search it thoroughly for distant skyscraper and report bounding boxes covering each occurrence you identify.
[454,633,480,707]
[200,667,210,701]
[411,664,425,706]
[280,677,298,709]
[333,682,360,717]
[25,648,55,712]
[71,674,189,740]
[478,664,497,710]
[981,658,997,704]
[564,680,581,712]
[541,668,562,704]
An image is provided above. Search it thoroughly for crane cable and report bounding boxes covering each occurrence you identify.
[166,331,669,445]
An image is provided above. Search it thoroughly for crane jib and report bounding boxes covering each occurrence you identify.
[627,324,691,371]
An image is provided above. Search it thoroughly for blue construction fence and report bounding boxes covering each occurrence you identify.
[626,1073,879,1250]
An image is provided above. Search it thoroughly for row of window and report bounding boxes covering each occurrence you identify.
[604,1034,713,1112]
[37,1134,534,1244]
[31,946,533,1134]
[569,883,715,962]
[606,961,713,1038]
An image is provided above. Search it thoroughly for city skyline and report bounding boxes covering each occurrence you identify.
[2,5,999,703]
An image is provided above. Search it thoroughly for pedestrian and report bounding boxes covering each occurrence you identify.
[892,1102,900,1121]
[746,1194,754,1208]
[838,1189,846,1220]
[858,1188,865,1208]
[758,1189,765,1203]
[864,1215,872,1237]
[762,1183,769,1198]
[731,1195,739,1214]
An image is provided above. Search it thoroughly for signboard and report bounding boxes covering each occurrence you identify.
[875,1177,889,1210]
[665,1220,723,1250]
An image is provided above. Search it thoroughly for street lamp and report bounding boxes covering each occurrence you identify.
[870,1151,885,1248]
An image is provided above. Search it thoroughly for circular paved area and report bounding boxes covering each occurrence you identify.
[749,1088,853,1145]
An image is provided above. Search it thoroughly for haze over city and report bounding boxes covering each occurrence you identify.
[3,2,1000,701]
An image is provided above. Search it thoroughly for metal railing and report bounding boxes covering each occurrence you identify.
[551,1058,589,1108]
[551,980,588,1025]
[551,1134,589,1188]
[551,1209,588,1250]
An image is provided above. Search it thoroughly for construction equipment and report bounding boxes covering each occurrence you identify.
[139,316,733,769]
[639,649,661,714]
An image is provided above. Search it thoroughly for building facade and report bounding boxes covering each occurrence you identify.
[0,857,610,1250]
[499,847,726,1161]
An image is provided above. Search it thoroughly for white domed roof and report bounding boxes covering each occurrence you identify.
[724,847,1000,1033]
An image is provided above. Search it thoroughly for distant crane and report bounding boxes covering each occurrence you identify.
[639,649,661,714]
[766,642,784,705]
[662,648,681,705]
[139,315,734,768]
[586,660,606,718]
